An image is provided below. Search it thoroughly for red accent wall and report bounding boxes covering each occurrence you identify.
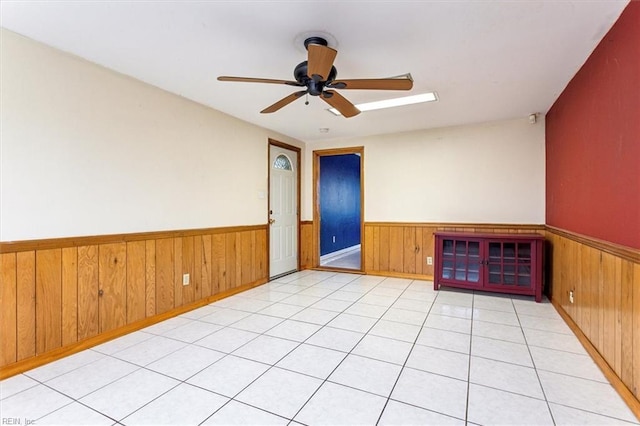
[546,2,640,249]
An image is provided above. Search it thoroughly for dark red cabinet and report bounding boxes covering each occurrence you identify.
[434,232,544,302]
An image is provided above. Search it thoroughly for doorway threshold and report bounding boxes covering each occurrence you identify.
[269,270,298,281]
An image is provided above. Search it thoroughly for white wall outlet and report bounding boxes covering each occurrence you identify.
[569,290,574,304]
[183,273,190,286]
[427,256,433,265]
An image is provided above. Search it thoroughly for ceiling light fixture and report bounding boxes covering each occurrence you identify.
[328,92,438,116]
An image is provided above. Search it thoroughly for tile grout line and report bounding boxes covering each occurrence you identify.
[16,378,90,424]
[512,295,557,425]
[36,361,179,425]
[196,271,362,425]
[197,271,385,425]
[463,291,477,425]
[288,276,417,424]
[373,283,452,425]
[35,393,120,425]
[544,401,640,425]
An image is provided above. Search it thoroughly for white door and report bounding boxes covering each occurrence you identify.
[269,145,298,278]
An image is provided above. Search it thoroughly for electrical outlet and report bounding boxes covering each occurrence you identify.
[183,273,190,286]
[569,290,574,304]
[426,256,433,265]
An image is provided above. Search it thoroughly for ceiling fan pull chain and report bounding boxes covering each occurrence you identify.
[305,92,309,106]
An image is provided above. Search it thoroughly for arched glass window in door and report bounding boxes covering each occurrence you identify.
[273,154,293,171]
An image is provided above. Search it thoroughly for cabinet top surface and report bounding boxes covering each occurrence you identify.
[434,231,544,240]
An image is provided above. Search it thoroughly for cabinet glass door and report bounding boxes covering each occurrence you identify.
[441,238,481,284]
[442,239,454,279]
[487,241,532,288]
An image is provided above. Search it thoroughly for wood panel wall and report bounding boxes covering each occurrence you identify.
[364,223,544,278]
[300,221,315,270]
[300,221,544,277]
[0,225,267,376]
[546,226,640,408]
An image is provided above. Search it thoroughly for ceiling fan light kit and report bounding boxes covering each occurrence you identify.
[218,36,414,118]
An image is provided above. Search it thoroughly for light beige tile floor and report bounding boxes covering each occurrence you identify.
[1,270,638,425]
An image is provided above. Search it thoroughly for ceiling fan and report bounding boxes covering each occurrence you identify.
[217,37,413,118]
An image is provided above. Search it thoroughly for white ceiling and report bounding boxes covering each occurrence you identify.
[1,1,629,143]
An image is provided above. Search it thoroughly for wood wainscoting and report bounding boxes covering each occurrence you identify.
[364,223,544,278]
[300,221,544,277]
[546,226,640,413]
[0,225,268,378]
[300,221,315,270]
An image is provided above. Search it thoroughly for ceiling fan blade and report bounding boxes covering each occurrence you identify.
[328,78,413,90]
[218,76,302,87]
[321,90,360,118]
[307,44,337,81]
[261,90,307,114]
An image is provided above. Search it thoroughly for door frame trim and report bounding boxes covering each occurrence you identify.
[313,146,365,272]
[267,139,302,279]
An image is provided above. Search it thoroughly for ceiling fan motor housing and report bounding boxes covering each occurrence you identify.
[294,61,337,96]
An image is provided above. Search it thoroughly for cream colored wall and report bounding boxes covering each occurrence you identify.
[0,29,303,241]
[303,118,545,223]
[1,28,544,241]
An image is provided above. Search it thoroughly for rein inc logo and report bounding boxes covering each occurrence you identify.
[2,418,35,425]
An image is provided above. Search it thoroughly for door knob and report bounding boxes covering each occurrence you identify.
[269,218,276,224]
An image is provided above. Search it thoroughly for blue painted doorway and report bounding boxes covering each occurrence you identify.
[316,149,363,270]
